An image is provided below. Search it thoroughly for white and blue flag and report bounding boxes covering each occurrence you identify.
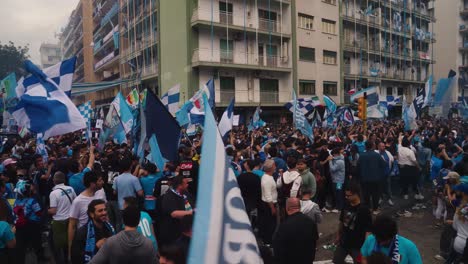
[11,59,86,139]
[293,90,314,140]
[36,133,48,163]
[16,57,76,97]
[323,95,337,115]
[188,94,262,264]
[78,100,93,124]
[218,98,235,137]
[161,84,180,115]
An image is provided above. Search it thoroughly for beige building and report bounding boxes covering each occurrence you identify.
[295,0,341,103]
[39,43,62,69]
[341,0,435,104]
[434,0,467,102]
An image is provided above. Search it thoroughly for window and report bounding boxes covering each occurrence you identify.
[299,47,315,62]
[386,87,393,96]
[299,80,316,95]
[219,1,233,13]
[258,9,277,21]
[220,76,235,103]
[397,87,404,96]
[321,19,336,34]
[298,13,314,30]
[322,0,337,5]
[220,39,233,63]
[323,82,338,96]
[323,50,337,64]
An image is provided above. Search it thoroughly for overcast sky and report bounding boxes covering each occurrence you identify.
[0,0,79,64]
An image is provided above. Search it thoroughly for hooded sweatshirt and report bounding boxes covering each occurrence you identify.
[277,170,302,198]
[329,155,345,184]
[89,230,157,264]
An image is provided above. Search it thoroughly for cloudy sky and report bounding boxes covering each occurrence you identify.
[0,0,79,64]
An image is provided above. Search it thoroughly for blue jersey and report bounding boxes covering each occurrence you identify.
[361,235,422,264]
[140,173,161,211]
[69,167,91,195]
[137,212,158,251]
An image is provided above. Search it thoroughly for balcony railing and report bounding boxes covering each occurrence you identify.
[220,90,235,104]
[260,91,279,104]
[219,11,233,25]
[94,50,118,70]
[259,18,278,32]
[192,8,289,35]
[192,48,291,69]
[141,63,158,78]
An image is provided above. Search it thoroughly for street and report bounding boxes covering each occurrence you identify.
[314,196,441,263]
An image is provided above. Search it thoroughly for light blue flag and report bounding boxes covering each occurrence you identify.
[36,133,48,163]
[1,73,17,110]
[149,134,166,171]
[114,92,134,134]
[293,90,313,141]
[402,96,417,131]
[433,77,455,106]
[252,106,265,129]
[137,102,147,160]
[188,94,262,264]
[176,101,191,127]
[423,75,433,108]
[323,95,337,115]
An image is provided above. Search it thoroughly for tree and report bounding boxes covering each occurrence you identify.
[0,41,29,79]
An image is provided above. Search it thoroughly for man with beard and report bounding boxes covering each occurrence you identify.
[71,199,115,264]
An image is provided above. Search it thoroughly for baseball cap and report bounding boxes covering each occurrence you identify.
[2,158,17,167]
[443,172,460,180]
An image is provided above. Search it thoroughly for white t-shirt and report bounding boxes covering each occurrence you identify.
[49,184,77,221]
[69,192,102,228]
[453,216,468,254]
[95,189,107,201]
[261,174,278,203]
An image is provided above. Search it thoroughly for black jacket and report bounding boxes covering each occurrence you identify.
[273,212,318,264]
[357,150,386,182]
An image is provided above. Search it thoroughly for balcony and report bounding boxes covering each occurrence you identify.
[141,63,158,79]
[220,90,235,104]
[191,8,291,36]
[460,6,468,17]
[94,50,119,71]
[460,41,468,52]
[260,91,279,104]
[192,48,291,72]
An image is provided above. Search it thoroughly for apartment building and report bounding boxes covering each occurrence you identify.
[296,0,341,103]
[60,0,95,85]
[341,0,435,105]
[434,0,467,102]
[39,43,62,69]
[92,0,121,106]
[119,0,159,95]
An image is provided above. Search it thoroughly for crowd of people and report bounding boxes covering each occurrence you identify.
[0,116,466,263]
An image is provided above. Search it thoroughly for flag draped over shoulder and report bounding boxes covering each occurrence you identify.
[188,94,262,264]
[10,59,86,139]
[144,90,181,161]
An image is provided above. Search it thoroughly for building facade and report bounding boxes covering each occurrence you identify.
[434,0,466,102]
[61,0,438,117]
[39,43,62,69]
[341,0,435,104]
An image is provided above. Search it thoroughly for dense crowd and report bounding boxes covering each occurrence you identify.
[0,117,467,264]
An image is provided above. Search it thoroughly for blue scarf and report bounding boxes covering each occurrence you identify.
[84,220,115,263]
[374,235,400,264]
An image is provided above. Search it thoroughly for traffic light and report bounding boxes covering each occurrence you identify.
[357,97,367,120]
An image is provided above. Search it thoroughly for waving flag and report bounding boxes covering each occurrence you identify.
[250,106,265,130]
[145,90,181,161]
[125,88,140,109]
[423,75,433,108]
[1,73,18,110]
[323,95,337,115]
[176,101,192,127]
[36,133,48,163]
[293,90,313,140]
[78,101,93,124]
[284,98,316,119]
[403,95,417,131]
[218,98,235,137]
[161,84,181,115]
[16,57,76,97]
[10,59,86,139]
[188,94,262,264]
[112,92,134,134]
